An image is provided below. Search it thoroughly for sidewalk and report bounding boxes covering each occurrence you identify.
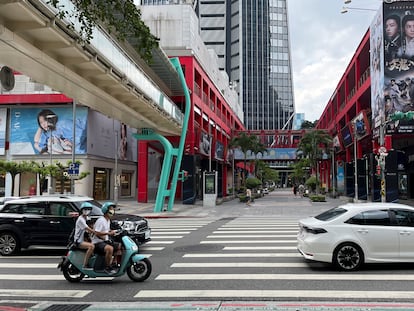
[113,190,414,219]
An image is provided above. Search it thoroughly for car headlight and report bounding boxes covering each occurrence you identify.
[117,220,135,231]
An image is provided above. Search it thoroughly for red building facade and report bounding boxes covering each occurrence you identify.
[317,25,414,200]
[137,56,245,203]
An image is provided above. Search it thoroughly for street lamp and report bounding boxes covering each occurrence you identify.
[341,7,378,14]
[46,114,56,194]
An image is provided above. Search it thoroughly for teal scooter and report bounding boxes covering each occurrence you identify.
[58,230,151,282]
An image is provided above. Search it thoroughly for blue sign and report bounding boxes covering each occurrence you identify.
[67,163,80,176]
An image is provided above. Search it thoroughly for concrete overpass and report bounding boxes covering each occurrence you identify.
[0,0,184,135]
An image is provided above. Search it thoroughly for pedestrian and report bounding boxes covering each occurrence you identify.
[293,185,298,196]
[298,184,305,197]
[246,188,252,206]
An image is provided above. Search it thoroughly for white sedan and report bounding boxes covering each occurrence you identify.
[297,202,414,271]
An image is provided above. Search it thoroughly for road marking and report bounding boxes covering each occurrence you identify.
[146,241,175,244]
[151,232,191,235]
[223,246,297,250]
[0,289,91,298]
[201,240,296,244]
[140,247,164,251]
[171,262,312,268]
[214,230,298,234]
[150,236,183,239]
[0,256,61,259]
[156,273,414,280]
[207,235,297,238]
[183,253,300,258]
[0,274,114,280]
[134,289,414,299]
[152,228,197,231]
[0,263,57,268]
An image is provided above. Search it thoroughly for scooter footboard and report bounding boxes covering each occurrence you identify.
[131,254,146,263]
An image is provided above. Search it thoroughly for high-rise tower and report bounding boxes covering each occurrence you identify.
[140,0,295,131]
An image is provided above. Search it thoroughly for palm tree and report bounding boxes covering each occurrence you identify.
[297,130,332,193]
[229,132,255,187]
[249,136,268,177]
[0,160,33,196]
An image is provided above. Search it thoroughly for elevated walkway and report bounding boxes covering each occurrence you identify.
[0,0,184,135]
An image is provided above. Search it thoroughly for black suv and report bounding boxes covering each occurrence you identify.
[0,195,151,255]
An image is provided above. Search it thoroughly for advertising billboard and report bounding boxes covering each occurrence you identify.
[372,1,414,134]
[10,107,88,155]
[352,111,370,141]
[340,124,353,148]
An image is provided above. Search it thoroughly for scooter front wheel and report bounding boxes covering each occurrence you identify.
[62,263,85,283]
[127,258,152,282]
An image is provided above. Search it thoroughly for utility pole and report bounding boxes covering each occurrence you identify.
[353,120,358,203]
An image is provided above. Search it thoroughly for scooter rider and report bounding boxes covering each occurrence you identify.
[74,202,96,270]
[91,202,121,274]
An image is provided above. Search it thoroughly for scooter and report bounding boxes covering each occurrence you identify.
[58,229,151,283]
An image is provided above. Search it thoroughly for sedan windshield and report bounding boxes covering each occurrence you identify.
[315,207,347,221]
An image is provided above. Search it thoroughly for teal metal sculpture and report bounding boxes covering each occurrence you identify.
[133,57,190,212]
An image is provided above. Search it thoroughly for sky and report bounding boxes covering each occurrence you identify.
[287,0,381,122]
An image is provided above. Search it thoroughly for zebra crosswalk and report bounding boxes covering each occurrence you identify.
[2,216,414,302]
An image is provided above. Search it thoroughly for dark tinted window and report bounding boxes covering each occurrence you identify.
[1,204,21,213]
[346,210,390,226]
[50,202,76,216]
[315,207,347,221]
[392,209,414,227]
[21,203,47,215]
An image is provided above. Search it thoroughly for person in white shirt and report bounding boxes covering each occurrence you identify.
[74,202,95,270]
[92,202,120,274]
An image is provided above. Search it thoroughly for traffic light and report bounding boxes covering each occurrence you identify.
[389,111,414,121]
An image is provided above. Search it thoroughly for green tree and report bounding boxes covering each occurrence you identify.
[290,158,311,185]
[249,136,268,177]
[30,161,54,195]
[47,0,159,62]
[0,160,33,196]
[297,130,332,193]
[229,132,255,187]
[52,161,90,194]
[301,120,318,129]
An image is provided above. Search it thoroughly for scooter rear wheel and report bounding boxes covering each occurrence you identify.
[62,263,85,283]
[127,258,152,282]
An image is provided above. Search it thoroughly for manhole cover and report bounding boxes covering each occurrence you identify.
[174,244,223,253]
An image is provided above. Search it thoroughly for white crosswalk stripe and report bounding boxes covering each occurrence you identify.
[134,290,414,299]
[136,216,414,301]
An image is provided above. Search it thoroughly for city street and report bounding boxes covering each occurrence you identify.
[2,190,414,310]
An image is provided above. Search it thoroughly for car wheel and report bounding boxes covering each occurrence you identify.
[333,243,364,271]
[0,232,20,256]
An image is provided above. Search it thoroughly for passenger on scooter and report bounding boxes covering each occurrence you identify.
[74,202,96,270]
[91,202,121,274]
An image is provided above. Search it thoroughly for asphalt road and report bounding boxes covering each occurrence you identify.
[2,190,414,310]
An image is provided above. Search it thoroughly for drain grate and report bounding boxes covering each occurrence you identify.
[43,304,91,311]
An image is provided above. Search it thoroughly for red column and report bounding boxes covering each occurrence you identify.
[137,141,148,203]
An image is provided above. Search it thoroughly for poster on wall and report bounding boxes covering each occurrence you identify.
[0,108,6,155]
[86,111,137,161]
[379,2,414,134]
[215,141,224,160]
[340,124,353,148]
[9,107,88,155]
[199,132,211,156]
[352,111,370,140]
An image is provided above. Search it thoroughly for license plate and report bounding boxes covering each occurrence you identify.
[144,230,151,239]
